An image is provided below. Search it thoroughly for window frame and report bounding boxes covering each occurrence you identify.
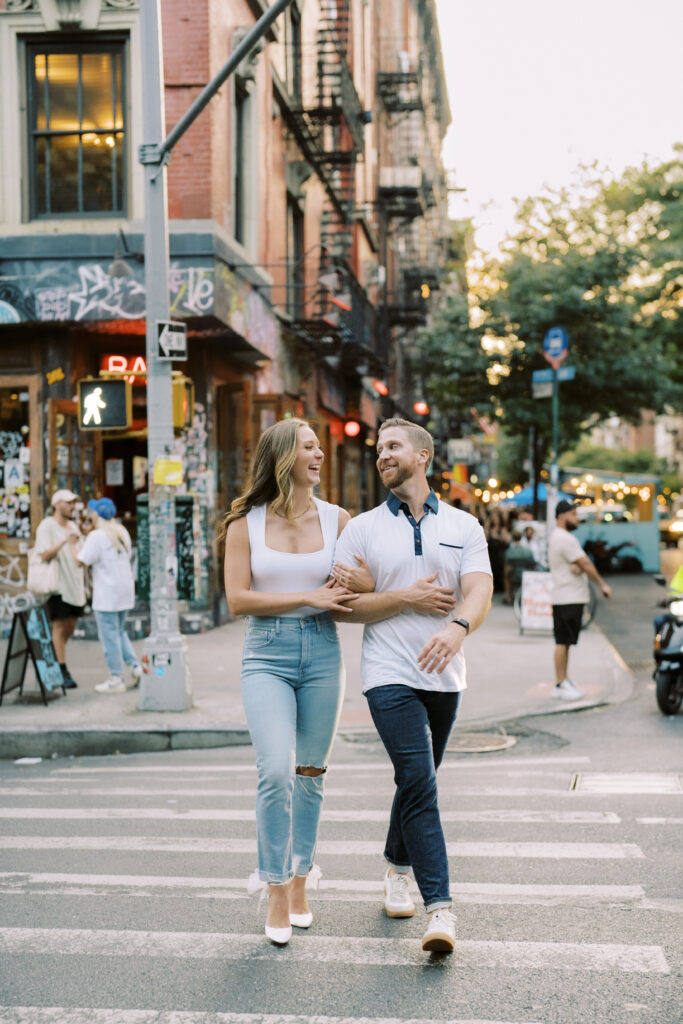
[25,35,129,220]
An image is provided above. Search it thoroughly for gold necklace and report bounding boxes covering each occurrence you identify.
[273,498,312,520]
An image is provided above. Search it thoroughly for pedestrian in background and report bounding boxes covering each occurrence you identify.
[502,529,537,604]
[75,498,141,694]
[484,510,510,592]
[34,489,85,689]
[549,499,612,700]
[333,418,493,953]
[222,418,370,946]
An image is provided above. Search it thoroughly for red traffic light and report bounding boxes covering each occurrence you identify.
[373,379,389,396]
[344,420,361,437]
[413,401,430,416]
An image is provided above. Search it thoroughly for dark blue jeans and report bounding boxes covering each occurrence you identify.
[365,684,461,912]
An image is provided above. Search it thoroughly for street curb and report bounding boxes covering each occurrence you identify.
[0,727,252,761]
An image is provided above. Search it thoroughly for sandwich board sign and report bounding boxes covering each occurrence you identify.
[518,571,553,634]
[0,606,65,706]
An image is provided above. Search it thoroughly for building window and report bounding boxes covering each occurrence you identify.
[27,40,126,218]
[233,81,248,245]
[287,196,304,318]
[287,4,302,106]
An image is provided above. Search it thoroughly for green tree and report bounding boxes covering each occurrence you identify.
[417,152,683,474]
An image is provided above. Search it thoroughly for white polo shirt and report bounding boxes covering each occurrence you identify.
[334,491,492,693]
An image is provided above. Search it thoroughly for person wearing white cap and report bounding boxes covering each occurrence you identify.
[33,489,86,688]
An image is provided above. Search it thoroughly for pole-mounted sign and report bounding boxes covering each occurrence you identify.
[157,320,187,360]
[542,326,569,370]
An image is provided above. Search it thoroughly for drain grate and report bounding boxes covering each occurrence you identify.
[447,732,517,754]
[571,772,683,794]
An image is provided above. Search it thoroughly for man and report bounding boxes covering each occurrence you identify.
[548,499,612,700]
[520,523,544,566]
[333,419,493,953]
[503,529,537,604]
[34,489,86,689]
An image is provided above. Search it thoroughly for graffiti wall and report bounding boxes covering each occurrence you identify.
[0,258,279,363]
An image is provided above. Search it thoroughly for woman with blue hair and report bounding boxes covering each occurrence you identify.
[75,497,141,694]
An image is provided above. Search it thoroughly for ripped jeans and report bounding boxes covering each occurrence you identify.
[241,613,345,884]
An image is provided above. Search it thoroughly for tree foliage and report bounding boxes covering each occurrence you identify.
[417,151,683,475]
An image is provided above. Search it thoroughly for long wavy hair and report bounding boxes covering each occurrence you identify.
[220,417,312,537]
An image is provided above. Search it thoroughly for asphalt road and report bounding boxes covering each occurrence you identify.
[0,558,681,1024]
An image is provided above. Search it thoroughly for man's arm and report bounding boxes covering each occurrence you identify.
[332,573,457,624]
[573,555,612,598]
[417,571,493,675]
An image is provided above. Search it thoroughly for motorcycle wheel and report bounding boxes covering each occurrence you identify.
[655,668,683,716]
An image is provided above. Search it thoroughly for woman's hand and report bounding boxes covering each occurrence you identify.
[308,579,358,613]
[332,555,375,593]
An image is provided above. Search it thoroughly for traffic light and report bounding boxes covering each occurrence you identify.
[78,378,131,430]
[172,376,195,429]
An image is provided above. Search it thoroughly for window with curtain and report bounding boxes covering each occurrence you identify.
[27,40,127,218]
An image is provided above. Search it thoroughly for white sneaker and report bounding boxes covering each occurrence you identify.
[130,664,142,688]
[383,868,415,918]
[553,679,585,701]
[95,676,126,694]
[422,909,456,952]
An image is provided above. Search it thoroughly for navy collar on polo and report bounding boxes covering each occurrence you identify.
[386,488,439,556]
[387,488,439,517]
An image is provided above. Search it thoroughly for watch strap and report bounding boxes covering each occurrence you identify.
[450,617,470,635]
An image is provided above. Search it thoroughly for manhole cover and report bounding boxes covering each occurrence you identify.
[447,731,517,753]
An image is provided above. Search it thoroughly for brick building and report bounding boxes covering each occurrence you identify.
[0,0,451,626]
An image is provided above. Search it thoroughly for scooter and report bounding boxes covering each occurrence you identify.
[584,538,642,574]
[653,573,683,715]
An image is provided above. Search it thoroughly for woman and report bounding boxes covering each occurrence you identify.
[223,418,370,946]
[75,497,142,694]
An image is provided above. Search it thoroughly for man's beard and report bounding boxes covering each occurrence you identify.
[381,464,412,488]
[566,520,579,532]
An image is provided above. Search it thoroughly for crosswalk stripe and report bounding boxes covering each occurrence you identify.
[0,1010,544,1024]
[637,817,683,824]
[0,928,668,972]
[0,836,644,858]
[0,873,653,907]
[48,756,591,775]
[0,807,621,824]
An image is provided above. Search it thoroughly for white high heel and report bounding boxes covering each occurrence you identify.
[290,864,322,928]
[265,923,292,945]
[248,871,292,944]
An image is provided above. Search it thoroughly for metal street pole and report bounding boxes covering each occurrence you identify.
[136,0,294,711]
[547,365,560,527]
[138,0,190,711]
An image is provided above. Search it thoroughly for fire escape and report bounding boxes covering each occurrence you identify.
[281,2,376,365]
[377,46,443,329]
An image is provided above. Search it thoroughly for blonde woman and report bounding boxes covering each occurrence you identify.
[75,498,141,694]
[223,418,371,946]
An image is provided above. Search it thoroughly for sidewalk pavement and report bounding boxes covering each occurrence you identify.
[0,599,633,759]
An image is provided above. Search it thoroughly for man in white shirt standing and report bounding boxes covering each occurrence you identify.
[332,418,493,954]
[548,499,612,700]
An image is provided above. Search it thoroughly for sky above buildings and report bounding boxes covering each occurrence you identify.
[435,0,683,254]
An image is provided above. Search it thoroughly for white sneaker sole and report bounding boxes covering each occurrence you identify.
[385,903,415,918]
[422,930,455,952]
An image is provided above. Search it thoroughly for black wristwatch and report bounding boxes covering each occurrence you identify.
[450,617,470,635]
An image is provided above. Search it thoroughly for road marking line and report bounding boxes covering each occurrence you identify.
[0,873,650,907]
[0,836,644,858]
[637,817,683,824]
[48,756,591,776]
[0,928,668,972]
[0,807,621,824]
[0,1010,544,1024]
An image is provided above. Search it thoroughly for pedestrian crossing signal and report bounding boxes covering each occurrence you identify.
[77,378,131,431]
[420,283,431,299]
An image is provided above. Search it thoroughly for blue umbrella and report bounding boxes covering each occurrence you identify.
[499,483,548,505]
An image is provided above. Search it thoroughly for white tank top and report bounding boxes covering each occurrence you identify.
[245,497,341,617]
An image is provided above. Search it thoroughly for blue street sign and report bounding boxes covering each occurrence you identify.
[543,326,569,357]
[532,365,575,383]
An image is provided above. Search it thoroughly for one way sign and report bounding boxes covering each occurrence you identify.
[157,320,187,360]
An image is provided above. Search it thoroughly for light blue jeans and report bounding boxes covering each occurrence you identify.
[94,609,139,677]
[241,613,345,884]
